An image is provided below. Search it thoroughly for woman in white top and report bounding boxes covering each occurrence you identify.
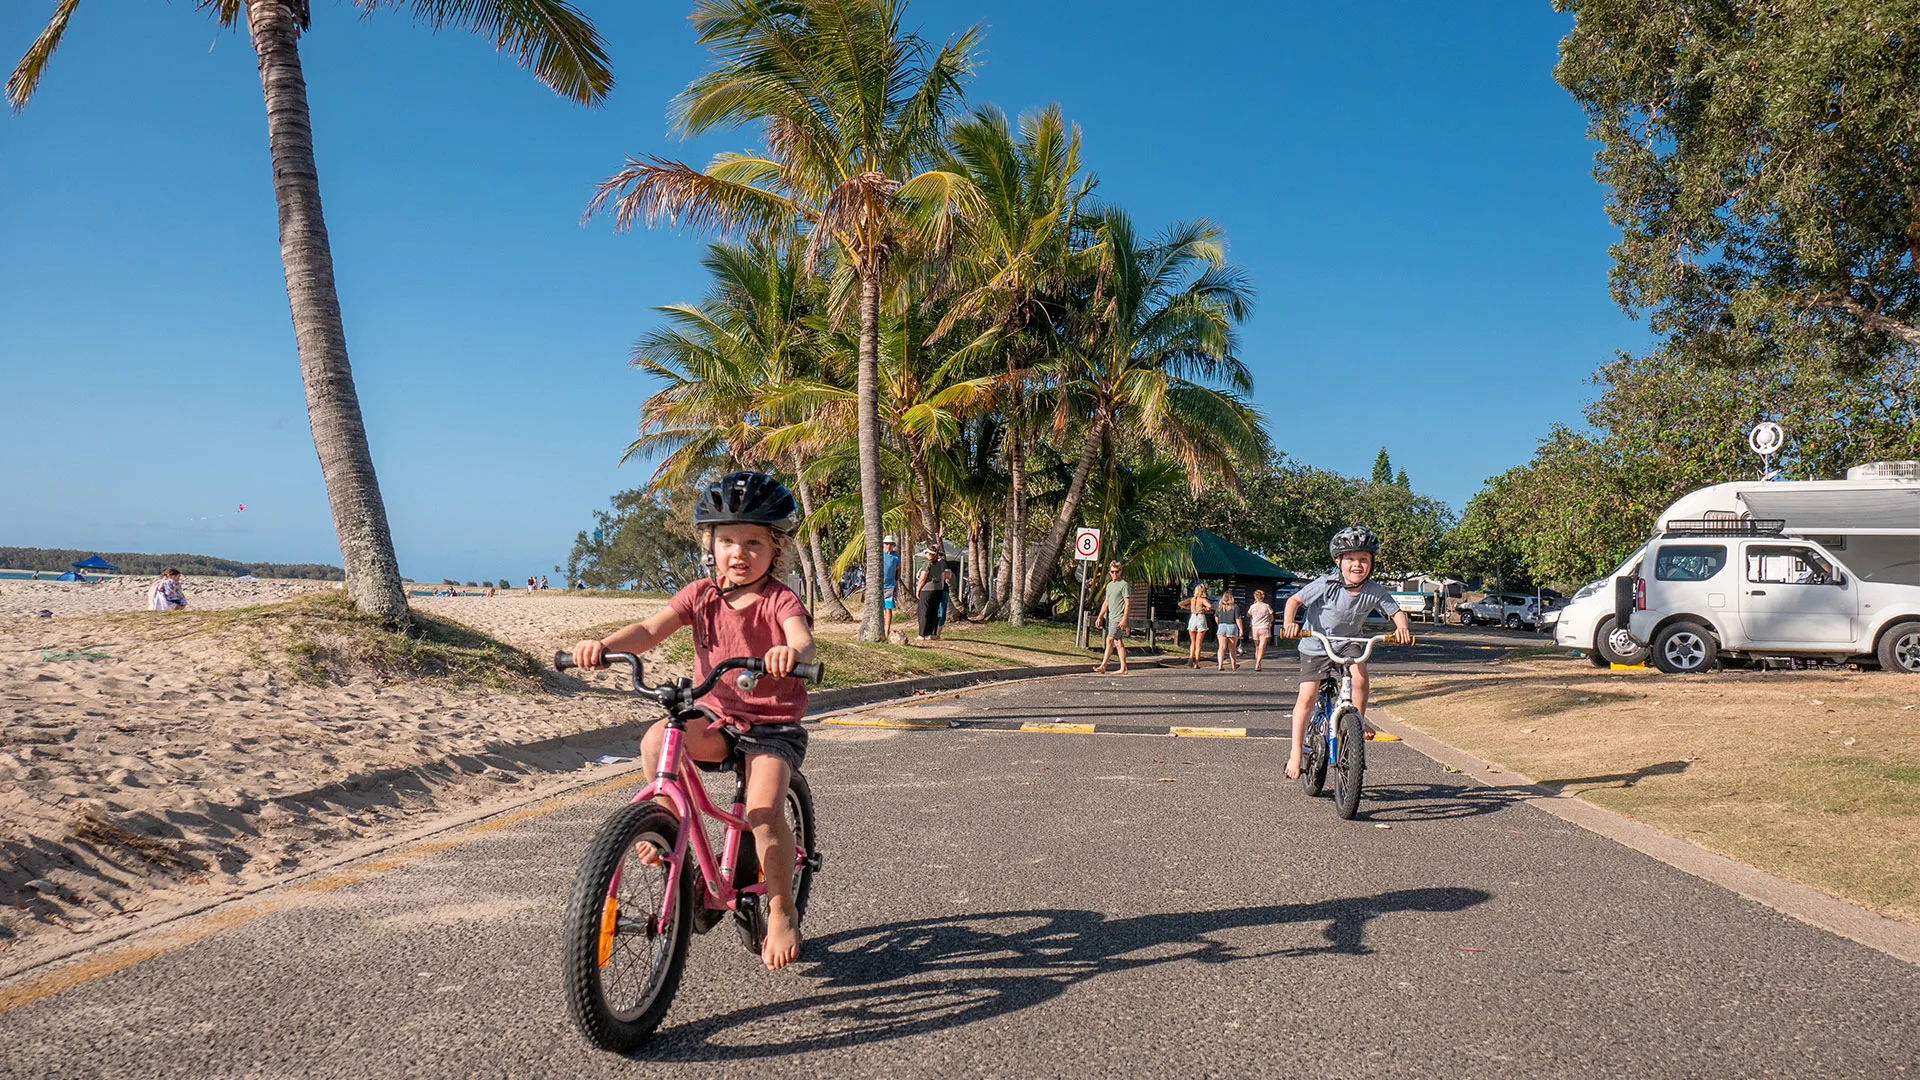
[1247,589,1275,671]
[1176,583,1213,669]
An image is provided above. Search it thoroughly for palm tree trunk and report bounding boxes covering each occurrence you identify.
[981,502,1011,619]
[855,268,886,641]
[1022,417,1105,610]
[795,473,852,621]
[247,2,408,629]
[1005,417,1028,626]
[965,514,988,618]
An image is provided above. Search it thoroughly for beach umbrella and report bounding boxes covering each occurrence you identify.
[70,556,117,572]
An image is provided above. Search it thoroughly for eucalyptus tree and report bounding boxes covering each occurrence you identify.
[9,0,613,627]
[1020,210,1265,609]
[625,240,854,620]
[936,103,1094,623]
[589,0,979,641]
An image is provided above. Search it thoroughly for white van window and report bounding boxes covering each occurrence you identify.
[1655,545,1727,582]
[1745,545,1835,585]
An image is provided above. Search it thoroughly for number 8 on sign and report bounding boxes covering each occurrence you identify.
[1074,527,1101,561]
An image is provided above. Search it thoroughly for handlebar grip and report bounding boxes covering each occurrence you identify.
[792,661,824,685]
[553,650,576,671]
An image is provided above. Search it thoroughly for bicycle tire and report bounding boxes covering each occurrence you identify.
[730,770,818,956]
[1332,707,1366,819]
[561,802,691,1052]
[1298,712,1328,796]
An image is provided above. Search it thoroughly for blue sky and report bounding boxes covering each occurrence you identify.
[0,1,1646,582]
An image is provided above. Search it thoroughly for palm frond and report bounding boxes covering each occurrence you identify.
[379,0,613,104]
[586,155,799,234]
[6,0,82,111]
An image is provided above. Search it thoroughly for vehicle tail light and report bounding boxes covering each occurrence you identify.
[1634,578,1646,611]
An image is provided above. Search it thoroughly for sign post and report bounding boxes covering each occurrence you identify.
[1073,527,1101,649]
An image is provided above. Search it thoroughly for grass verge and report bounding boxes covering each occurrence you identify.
[1371,661,1920,924]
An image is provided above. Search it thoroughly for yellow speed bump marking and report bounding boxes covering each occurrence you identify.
[822,717,948,730]
[1019,722,1096,733]
[1370,732,1403,742]
[1170,726,1247,738]
[1610,662,1648,671]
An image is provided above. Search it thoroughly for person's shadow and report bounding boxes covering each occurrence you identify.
[639,886,1490,1060]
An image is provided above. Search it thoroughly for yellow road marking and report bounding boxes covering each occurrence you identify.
[1610,662,1649,671]
[822,717,948,730]
[1019,722,1096,733]
[1171,726,1247,738]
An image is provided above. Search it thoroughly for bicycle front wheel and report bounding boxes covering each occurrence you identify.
[561,802,691,1052]
[1332,707,1366,819]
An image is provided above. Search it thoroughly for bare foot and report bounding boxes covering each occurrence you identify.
[1285,754,1303,780]
[762,898,803,971]
[1093,665,1108,674]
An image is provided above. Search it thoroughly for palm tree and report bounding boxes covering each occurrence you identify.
[8,0,612,627]
[624,240,855,620]
[936,103,1094,623]
[589,0,979,642]
[1020,210,1266,610]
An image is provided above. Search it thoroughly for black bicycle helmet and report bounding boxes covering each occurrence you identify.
[1328,525,1381,560]
[694,471,801,536]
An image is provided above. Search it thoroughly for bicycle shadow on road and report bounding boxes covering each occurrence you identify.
[639,886,1490,1061]
[1348,781,1537,823]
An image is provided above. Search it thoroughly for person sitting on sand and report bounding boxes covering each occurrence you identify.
[149,568,187,611]
[569,471,815,972]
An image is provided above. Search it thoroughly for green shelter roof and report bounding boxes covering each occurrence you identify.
[1190,529,1295,581]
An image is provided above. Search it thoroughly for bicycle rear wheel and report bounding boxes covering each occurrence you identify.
[1298,712,1329,796]
[1332,707,1366,819]
[561,802,691,1052]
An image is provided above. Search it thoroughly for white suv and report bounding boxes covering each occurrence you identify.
[1550,547,1650,667]
[1626,530,1920,674]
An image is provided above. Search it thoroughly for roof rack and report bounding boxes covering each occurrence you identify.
[1662,518,1786,538]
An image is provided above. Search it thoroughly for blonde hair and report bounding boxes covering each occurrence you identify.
[1253,589,1266,601]
[1190,583,1208,599]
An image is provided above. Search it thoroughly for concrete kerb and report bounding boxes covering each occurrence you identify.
[0,660,1097,994]
[1369,708,1920,968]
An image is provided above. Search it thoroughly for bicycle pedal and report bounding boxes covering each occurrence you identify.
[803,851,824,872]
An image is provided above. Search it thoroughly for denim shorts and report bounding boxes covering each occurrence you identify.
[722,722,809,774]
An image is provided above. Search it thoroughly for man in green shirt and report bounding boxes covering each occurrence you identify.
[1093,560,1132,675]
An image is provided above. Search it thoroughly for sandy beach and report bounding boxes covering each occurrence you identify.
[0,586,686,972]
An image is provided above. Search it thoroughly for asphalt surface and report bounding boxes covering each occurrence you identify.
[4,657,1917,1079]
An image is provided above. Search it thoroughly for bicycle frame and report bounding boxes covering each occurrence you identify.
[1307,631,1387,764]
[619,722,765,918]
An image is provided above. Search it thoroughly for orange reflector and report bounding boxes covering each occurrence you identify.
[596,897,619,968]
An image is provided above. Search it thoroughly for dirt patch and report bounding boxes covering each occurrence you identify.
[1372,658,1920,923]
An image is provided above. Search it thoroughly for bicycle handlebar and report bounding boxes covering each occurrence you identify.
[1304,630,1409,665]
[553,650,824,697]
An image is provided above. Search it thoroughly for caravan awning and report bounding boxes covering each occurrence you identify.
[1739,488,1920,535]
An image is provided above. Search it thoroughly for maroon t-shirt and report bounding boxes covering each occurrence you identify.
[667,578,811,727]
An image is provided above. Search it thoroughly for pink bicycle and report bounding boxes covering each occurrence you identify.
[552,650,824,1051]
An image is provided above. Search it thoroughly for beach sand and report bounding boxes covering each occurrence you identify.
[0,588,690,973]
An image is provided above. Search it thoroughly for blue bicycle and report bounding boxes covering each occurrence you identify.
[1297,631,1397,819]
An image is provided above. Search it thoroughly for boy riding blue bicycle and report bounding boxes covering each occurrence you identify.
[1282,526,1412,780]
[569,471,814,970]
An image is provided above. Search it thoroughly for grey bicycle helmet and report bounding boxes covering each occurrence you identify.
[694,471,801,536]
[1328,525,1381,560]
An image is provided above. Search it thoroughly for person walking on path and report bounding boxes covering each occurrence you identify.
[1214,589,1244,670]
[915,548,948,640]
[1248,589,1275,671]
[880,536,902,640]
[1092,560,1132,674]
[938,566,956,632]
[148,568,187,611]
[1177,584,1213,668]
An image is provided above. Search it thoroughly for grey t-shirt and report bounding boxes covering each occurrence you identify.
[1292,574,1400,654]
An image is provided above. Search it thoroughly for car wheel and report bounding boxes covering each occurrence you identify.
[1505,614,1523,630]
[1877,620,1920,674]
[1651,621,1717,674]
[1594,615,1648,667]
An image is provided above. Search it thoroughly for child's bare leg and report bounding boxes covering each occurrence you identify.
[1286,679,1317,778]
[1254,637,1268,670]
[1353,662,1377,736]
[744,754,802,970]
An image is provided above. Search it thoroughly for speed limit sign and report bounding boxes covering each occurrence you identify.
[1073,526,1101,561]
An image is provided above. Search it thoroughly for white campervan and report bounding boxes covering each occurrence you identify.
[1549,545,1648,666]
[1621,464,1920,674]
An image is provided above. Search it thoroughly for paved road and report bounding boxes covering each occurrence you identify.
[3,665,1916,1079]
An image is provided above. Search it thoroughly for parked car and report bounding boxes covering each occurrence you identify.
[1625,527,1920,674]
[1548,547,1650,667]
[1458,592,1540,630]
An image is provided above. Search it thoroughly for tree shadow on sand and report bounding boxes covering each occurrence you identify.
[640,886,1490,1061]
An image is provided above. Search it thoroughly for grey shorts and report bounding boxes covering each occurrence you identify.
[722,722,809,774]
[1298,650,1338,684]
[1104,614,1124,640]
